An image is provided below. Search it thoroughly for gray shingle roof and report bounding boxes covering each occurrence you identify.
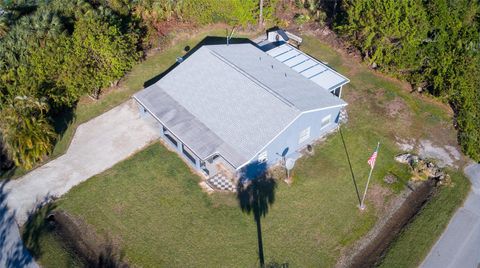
[134,86,248,167]
[134,43,347,168]
[208,44,346,111]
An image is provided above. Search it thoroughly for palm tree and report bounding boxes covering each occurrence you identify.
[0,16,9,38]
[0,95,56,170]
[19,10,63,47]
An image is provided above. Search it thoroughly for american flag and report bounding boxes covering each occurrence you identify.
[367,148,378,168]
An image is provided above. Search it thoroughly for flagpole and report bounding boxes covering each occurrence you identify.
[360,142,380,210]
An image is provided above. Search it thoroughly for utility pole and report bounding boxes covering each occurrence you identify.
[259,0,264,28]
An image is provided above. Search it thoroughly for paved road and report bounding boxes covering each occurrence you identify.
[0,99,159,267]
[421,163,480,268]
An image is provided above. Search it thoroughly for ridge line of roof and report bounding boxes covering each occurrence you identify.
[205,46,300,112]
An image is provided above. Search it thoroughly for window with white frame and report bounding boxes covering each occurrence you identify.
[298,127,311,144]
[321,115,331,128]
[258,151,268,163]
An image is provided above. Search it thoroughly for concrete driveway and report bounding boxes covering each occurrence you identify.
[0,99,159,267]
[421,163,480,268]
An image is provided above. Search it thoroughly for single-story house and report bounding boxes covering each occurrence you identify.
[133,33,349,179]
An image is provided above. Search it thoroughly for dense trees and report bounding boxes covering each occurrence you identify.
[0,0,141,169]
[0,0,267,170]
[0,96,55,169]
[130,0,275,45]
[340,1,429,74]
[132,0,263,26]
[336,0,480,161]
[62,15,140,99]
[297,0,479,161]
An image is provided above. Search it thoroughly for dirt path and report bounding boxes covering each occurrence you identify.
[0,99,159,267]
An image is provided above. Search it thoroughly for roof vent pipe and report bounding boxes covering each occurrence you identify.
[226,26,236,46]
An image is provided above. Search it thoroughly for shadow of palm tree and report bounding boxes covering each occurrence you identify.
[22,199,57,258]
[94,241,128,268]
[47,210,128,268]
[237,161,277,268]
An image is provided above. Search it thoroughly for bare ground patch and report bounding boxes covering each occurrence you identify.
[367,184,393,216]
[385,97,409,119]
[394,138,464,169]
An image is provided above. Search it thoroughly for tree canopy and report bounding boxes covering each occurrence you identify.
[337,0,480,161]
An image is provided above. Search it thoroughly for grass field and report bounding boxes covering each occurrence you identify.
[39,142,379,267]
[27,32,470,267]
[378,170,470,267]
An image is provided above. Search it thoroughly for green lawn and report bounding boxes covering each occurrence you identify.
[29,33,470,267]
[40,142,378,267]
[378,170,470,268]
[301,36,470,265]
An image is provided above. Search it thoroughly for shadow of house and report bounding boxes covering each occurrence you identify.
[143,36,259,88]
[0,181,37,267]
[237,161,277,267]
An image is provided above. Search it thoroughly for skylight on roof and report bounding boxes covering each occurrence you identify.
[266,44,349,91]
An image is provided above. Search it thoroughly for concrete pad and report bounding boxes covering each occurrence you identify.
[418,139,460,168]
